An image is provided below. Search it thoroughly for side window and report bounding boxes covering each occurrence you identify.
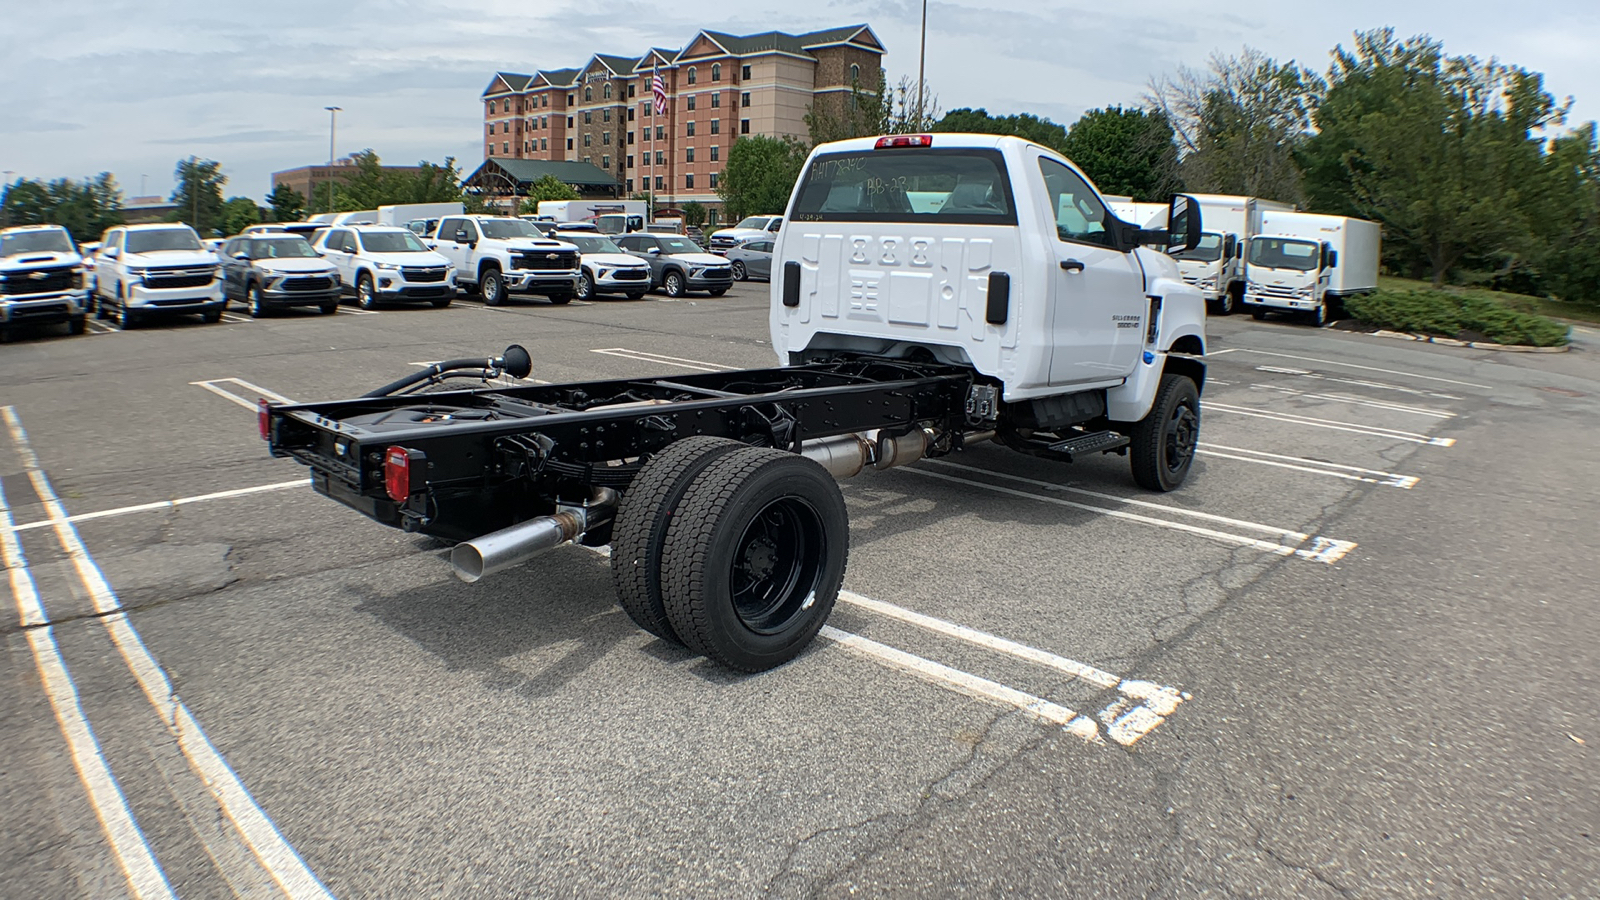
[459,221,479,241]
[436,218,461,241]
[1037,158,1111,247]
[616,236,638,251]
[222,239,241,257]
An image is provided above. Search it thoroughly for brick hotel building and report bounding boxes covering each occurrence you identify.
[478,25,885,224]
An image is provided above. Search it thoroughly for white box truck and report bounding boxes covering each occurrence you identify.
[1243,211,1381,326]
[376,202,464,235]
[536,200,648,235]
[1167,195,1295,316]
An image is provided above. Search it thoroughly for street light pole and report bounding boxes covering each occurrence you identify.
[916,0,928,128]
[324,106,342,214]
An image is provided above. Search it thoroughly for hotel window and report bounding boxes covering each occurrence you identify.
[687,67,697,85]
[603,154,610,168]
[709,172,719,188]
[851,64,860,83]
[686,147,695,162]
[686,121,696,136]
[656,125,665,141]
[654,176,663,190]
[604,83,613,100]
[583,134,591,147]
[740,119,750,134]
[603,131,611,145]
[741,92,751,107]
[627,84,635,98]
[711,63,721,82]
[627,131,634,144]
[603,108,611,123]
[502,142,509,154]
[741,64,751,80]
[584,86,592,102]
[584,111,592,124]
[628,107,635,121]
[711,93,720,108]
[655,151,664,166]
[687,95,696,111]
[710,145,719,161]
[626,155,634,168]
[710,119,720,135]
[685,174,694,189]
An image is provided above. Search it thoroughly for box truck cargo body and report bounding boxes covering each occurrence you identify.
[536,200,648,235]
[376,202,464,233]
[1244,211,1380,325]
[1167,195,1294,315]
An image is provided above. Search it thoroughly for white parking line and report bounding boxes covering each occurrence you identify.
[1197,443,1419,489]
[190,378,296,411]
[85,319,117,335]
[1209,348,1491,390]
[1251,365,1463,401]
[3,479,307,534]
[902,465,1356,564]
[1205,401,1456,446]
[219,313,253,325]
[591,347,740,371]
[1,479,176,900]
[2,407,335,900]
[336,307,379,316]
[1246,384,1457,419]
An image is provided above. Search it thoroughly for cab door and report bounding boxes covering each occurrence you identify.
[1033,153,1147,385]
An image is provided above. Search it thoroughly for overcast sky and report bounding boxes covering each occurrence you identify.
[3,1,1596,203]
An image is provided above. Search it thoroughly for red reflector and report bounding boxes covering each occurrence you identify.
[384,446,413,502]
[874,134,933,149]
[258,399,272,440]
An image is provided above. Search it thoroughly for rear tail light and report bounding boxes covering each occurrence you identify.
[384,446,423,502]
[874,134,933,149]
[258,399,272,440]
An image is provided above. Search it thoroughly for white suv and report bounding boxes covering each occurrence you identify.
[314,225,457,309]
[0,225,89,342]
[428,215,580,305]
[94,223,224,329]
[549,231,653,300]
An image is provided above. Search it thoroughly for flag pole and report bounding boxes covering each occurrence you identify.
[649,58,656,222]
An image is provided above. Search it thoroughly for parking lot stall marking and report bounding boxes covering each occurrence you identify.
[837,590,1188,746]
[591,347,742,371]
[191,378,295,411]
[2,407,336,900]
[1204,402,1457,446]
[85,320,117,335]
[1250,365,1464,401]
[902,466,1357,564]
[1210,348,1492,390]
[3,479,309,534]
[1245,384,1457,419]
[219,313,253,325]
[0,479,177,900]
[1195,443,1419,489]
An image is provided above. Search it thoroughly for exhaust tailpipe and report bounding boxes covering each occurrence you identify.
[451,488,618,583]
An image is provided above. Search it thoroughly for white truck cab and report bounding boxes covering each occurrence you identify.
[0,224,89,342]
[1243,211,1381,326]
[772,133,1208,490]
[428,215,581,306]
[93,223,225,329]
[1166,195,1295,316]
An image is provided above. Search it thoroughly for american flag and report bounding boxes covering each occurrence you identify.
[652,68,668,120]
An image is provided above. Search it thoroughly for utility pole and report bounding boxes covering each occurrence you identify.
[324,106,342,214]
[916,0,928,129]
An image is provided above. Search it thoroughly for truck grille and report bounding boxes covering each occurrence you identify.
[8,302,70,321]
[611,268,648,281]
[282,276,335,292]
[144,267,216,289]
[710,236,738,250]
[1,266,74,295]
[511,252,577,271]
[701,267,732,279]
[402,266,448,283]
[1249,282,1302,300]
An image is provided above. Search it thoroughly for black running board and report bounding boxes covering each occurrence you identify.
[1045,430,1130,461]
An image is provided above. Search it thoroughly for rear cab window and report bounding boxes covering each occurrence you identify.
[790,148,1017,225]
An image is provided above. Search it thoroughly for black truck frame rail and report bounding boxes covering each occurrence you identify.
[266,357,978,543]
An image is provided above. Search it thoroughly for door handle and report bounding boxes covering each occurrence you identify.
[1060,259,1085,273]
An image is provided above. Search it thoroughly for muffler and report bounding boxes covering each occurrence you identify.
[801,428,940,480]
[451,488,618,583]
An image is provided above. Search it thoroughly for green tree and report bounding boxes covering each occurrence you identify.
[1060,106,1184,200]
[1524,123,1600,302]
[716,136,809,222]
[329,149,393,212]
[807,72,941,144]
[220,196,261,236]
[1298,29,1561,286]
[1,174,125,241]
[680,201,707,227]
[170,157,227,235]
[932,108,1070,153]
[266,183,305,222]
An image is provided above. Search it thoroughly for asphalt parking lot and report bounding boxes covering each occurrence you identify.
[2,282,1597,898]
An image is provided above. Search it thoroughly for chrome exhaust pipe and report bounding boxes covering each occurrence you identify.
[451,488,618,583]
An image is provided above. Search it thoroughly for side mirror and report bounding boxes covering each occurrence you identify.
[1166,194,1201,253]
[104,247,120,259]
[233,251,249,260]
[647,247,661,255]
[1326,248,1338,269]
[455,230,470,242]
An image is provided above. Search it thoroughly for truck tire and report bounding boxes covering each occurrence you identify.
[1213,284,1239,316]
[1250,307,1267,321]
[480,268,506,306]
[610,436,748,644]
[663,270,686,298]
[68,316,87,336]
[547,292,572,305]
[1129,373,1200,492]
[117,301,138,331]
[660,447,848,672]
[1312,296,1329,327]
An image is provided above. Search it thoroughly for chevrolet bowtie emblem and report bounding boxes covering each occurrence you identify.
[28,271,49,280]
[546,253,557,260]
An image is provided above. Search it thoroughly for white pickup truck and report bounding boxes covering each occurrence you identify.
[0,224,89,342]
[427,215,581,305]
[93,223,225,329]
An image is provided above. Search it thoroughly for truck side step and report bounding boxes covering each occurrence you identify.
[1046,430,1130,460]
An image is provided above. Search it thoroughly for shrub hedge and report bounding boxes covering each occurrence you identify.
[1343,288,1570,347]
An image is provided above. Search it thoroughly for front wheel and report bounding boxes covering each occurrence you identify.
[707,287,728,298]
[661,447,848,672]
[201,308,223,324]
[480,269,506,306]
[575,272,594,300]
[1250,306,1267,321]
[1129,373,1200,492]
[116,298,138,331]
[547,292,572,305]
[248,283,268,318]
[1312,296,1330,327]
[320,301,339,315]
[625,291,646,301]
[1212,285,1237,316]
[663,270,686,298]
[356,273,380,310]
[430,295,452,309]
[731,260,747,282]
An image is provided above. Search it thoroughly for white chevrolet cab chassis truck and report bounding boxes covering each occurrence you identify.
[265,133,1207,672]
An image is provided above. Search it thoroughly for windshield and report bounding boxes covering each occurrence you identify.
[734,217,770,229]
[791,149,1016,225]
[359,231,429,253]
[126,228,202,254]
[657,237,701,254]
[560,235,624,254]
[1172,233,1224,263]
[479,218,544,239]
[1249,237,1319,272]
[248,237,318,259]
[1,229,75,257]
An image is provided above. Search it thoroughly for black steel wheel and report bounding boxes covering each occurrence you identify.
[661,447,848,672]
[1130,373,1201,492]
[481,268,505,306]
[1312,295,1330,327]
[663,270,686,298]
[731,260,747,282]
[610,436,747,644]
[1212,284,1238,316]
